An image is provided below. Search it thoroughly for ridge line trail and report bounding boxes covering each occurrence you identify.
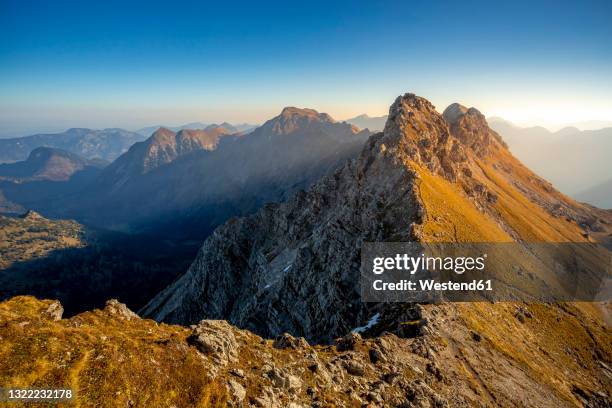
[69,348,92,407]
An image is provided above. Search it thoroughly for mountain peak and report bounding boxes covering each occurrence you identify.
[150,127,176,140]
[442,103,469,124]
[259,107,337,136]
[442,102,507,155]
[383,93,444,144]
[555,126,580,136]
[0,146,98,182]
[204,123,237,134]
[279,107,334,122]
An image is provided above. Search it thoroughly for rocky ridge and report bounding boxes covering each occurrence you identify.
[5,296,610,407]
[2,295,609,407]
[142,93,611,340]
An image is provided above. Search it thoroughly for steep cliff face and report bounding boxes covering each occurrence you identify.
[142,93,611,343]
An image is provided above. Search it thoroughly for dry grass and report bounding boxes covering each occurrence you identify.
[0,296,228,408]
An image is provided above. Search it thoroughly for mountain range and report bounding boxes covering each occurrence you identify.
[2,93,610,407]
[143,95,611,343]
[2,107,372,239]
[487,117,612,204]
[134,122,256,138]
[345,113,388,132]
[0,128,146,164]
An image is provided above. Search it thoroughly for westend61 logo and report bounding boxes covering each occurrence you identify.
[372,253,487,275]
[361,242,611,302]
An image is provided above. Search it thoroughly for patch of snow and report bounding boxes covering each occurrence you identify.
[264,284,271,289]
[283,264,292,272]
[351,313,381,334]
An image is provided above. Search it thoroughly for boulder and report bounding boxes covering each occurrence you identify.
[187,320,239,366]
[103,299,138,321]
[273,332,309,350]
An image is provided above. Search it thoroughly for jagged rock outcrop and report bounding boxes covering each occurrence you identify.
[187,320,240,367]
[21,209,44,220]
[443,103,507,157]
[103,299,139,320]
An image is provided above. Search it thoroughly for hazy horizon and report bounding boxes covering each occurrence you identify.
[2,112,612,139]
[1,0,611,136]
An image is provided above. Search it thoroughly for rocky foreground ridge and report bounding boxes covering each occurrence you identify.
[2,296,610,407]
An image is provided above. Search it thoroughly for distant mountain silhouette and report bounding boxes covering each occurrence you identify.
[0,147,106,182]
[0,148,107,216]
[0,128,145,164]
[134,122,256,137]
[345,113,388,132]
[576,178,612,209]
[488,117,612,198]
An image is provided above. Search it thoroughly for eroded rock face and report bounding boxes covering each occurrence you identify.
[443,103,507,157]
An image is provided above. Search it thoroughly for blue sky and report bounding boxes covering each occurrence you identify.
[0,0,611,135]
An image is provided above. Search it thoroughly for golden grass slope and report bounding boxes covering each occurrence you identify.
[0,296,227,408]
[411,135,612,407]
